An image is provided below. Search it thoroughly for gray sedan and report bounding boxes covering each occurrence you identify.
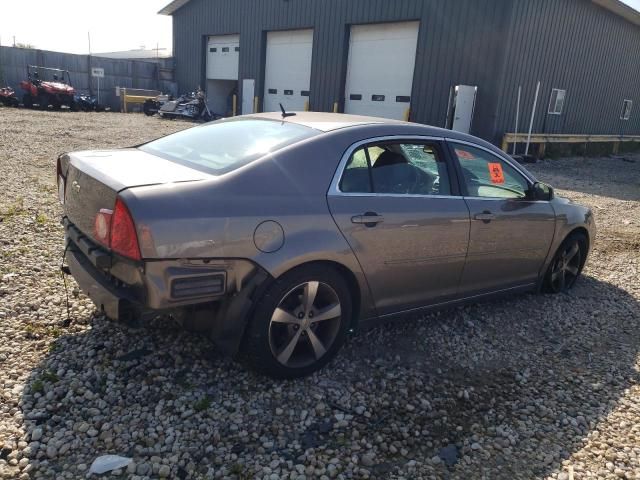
[58,112,595,377]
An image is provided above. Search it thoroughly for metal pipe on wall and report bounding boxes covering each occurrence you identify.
[525,81,541,156]
[513,86,521,155]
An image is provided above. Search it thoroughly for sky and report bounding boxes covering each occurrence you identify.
[0,0,172,55]
[1,0,640,55]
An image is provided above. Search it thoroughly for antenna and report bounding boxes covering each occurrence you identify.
[279,103,296,118]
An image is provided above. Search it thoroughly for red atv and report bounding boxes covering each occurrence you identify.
[0,87,19,107]
[20,65,75,110]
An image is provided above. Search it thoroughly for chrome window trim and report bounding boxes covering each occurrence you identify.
[328,134,456,198]
[333,192,465,199]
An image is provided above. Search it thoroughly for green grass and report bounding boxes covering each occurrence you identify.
[31,380,44,394]
[49,327,62,338]
[230,463,245,476]
[2,197,25,219]
[193,396,212,412]
[40,370,59,383]
[36,212,47,225]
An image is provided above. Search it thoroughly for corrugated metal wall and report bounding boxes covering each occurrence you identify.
[0,46,177,110]
[494,0,640,144]
[171,0,640,144]
[172,0,512,140]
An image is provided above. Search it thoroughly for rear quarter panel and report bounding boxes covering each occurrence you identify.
[121,127,402,321]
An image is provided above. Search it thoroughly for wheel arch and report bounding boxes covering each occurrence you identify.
[565,226,591,270]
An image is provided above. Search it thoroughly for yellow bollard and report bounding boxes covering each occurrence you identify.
[304,100,310,112]
[333,102,339,113]
[403,108,410,122]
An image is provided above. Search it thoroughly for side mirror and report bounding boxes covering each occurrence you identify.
[529,182,554,201]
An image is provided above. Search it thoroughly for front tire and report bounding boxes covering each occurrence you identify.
[543,233,587,293]
[243,265,352,378]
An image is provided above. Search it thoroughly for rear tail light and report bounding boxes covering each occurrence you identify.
[93,209,113,247]
[93,198,141,261]
[111,199,141,261]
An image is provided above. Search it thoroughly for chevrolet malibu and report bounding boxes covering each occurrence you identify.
[59,112,595,378]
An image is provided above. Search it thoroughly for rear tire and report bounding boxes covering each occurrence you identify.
[242,265,352,378]
[22,94,33,108]
[543,233,587,293]
[51,98,62,110]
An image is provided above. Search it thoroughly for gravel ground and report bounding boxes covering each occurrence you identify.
[0,108,639,480]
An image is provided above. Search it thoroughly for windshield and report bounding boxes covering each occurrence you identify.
[139,118,319,175]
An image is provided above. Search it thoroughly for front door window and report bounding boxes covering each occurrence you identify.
[451,144,529,198]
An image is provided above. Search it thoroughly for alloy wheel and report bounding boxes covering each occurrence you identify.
[550,240,582,293]
[268,281,342,368]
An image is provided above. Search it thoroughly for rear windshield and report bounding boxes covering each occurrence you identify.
[139,118,319,175]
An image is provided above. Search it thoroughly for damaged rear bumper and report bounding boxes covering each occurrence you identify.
[66,244,143,321]
[63,218,273,354]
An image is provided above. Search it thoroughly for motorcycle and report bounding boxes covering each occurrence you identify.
[156,89,221,122]
[0,87,19,107]
[143,94,172,116]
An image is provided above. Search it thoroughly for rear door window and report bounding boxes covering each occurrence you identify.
[340,141,451,196]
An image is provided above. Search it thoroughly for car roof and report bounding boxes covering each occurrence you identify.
[247,111,407,132]
[246,111,478,142]
[244,111,506,159]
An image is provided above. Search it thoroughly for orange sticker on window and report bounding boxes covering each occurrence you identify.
[455,148,476,160]
[488,162,505,184]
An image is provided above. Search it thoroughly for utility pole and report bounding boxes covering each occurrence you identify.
[88,32,93,96]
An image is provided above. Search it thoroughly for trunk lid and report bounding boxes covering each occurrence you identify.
[63,148,212,241]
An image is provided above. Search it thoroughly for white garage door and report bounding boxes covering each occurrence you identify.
[207,34,239,80]
[264,29,313,112]
[344,22,419,120]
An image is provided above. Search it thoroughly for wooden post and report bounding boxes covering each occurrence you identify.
[612,141,620,154]
[538,142,547,159]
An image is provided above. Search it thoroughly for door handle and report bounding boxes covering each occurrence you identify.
[351,212,384,227]
[473,211,496,223]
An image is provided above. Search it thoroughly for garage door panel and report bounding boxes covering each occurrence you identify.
[345,22,419,120]
[264,29,313,112]
[207,34,239,80]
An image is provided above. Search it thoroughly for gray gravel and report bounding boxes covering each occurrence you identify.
[1,107,639,480]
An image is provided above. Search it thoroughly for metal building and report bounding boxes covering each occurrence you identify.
[160,0,640,145]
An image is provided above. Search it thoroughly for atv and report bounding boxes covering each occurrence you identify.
[74,93,107,112]
[19,65,75,110]
[0,87,19,107]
